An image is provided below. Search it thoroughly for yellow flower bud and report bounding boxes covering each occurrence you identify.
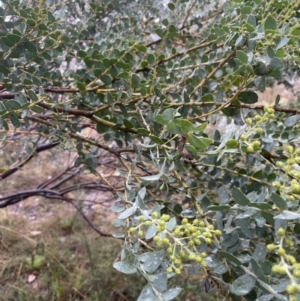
[181,218,188,225]
[253,140,261,147]
[276,161,284,168]
[167,267,173,274]
[163,238,170,245]
[286,284,296,294]
[255,127,263,134]
[277,247,285,256]
[167,247,173,254]
[193,219,199,225]
[246,118,252,126]
[151,211,159,218]
[240,134,247,141]
[145,220,152,226]
[188,240,194,247]
[277,228,285,237]
[247,145,254,153]
[129,227,135,233]
[293,269,300,278]
[161,214,170,221]
[286,146,294,154]
[266,244,276,252]
[205,238,212,244]
[215,230,222,236]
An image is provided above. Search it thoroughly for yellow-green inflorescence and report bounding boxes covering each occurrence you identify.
[272,146,300,202]
[240,105,275,153]
[128,212,221,275]
[267,228,300,301]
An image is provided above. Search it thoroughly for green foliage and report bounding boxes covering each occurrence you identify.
[1,0,300,300]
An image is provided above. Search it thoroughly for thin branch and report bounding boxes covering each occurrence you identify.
[0,141,59,180]
[240,265,288,301]
[180,0,197,30]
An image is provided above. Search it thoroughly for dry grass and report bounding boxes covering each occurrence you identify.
[0,203,226,301]
[0,205,146,301]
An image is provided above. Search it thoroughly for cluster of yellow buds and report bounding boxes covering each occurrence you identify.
[267,228,300,301]
[240,106,276,153]
[128,212,222,275]
[272,146,300,201]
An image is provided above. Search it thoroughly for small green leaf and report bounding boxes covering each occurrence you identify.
[274,211,300,220]
[0,103,7,115]
[230,274,255,296]
[147,54,155,64]
[166,121,180,134]
[6,100,22,110]
[138,250,164,273]
[245,23,255,33]
[237,91,258,104]
[154,28,164,38]
[118,206,137,219]
[218,251,241,265]
[100,75,112,85]
[123,119,134,129]
[2,34,21,47]
[134,44,147,53]
[140,174,161,181]
[166,217,177,231]
[284,115,300,127]
[145,224,157,240]
[0,64,9,76]
[161,108,175,122]
[264,15,277,32]
[26,18,36,26]
[291,28,300,36]
[194,122,207,132]
[149,135,163,144]
[276,37,289,50]
[138,285,159,301]
[218,186,230,204]
[269,58,283,70]
[30,105,44,113]
[270,193,287,210]
[9,113,21,128]
[187,135,213,152]
[113,260,137,274]
[23,41,37,53]
[236,50,248,64]
[253,62,273,75]
[207,205,230,211]
[77,82,86,91]
[232,187,250,206]
[168,3,175,10]
[251,203,272,210]
[233,65,246,76]
[201,93,214,102]
[175,118,193,135]
[250,259,267,282]
[131,74,140,88]
[154,114,165,125]
[225,139,238,148]
[185,145,198,159]
[28,90,38,101]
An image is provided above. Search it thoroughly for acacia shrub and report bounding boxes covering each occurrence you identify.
[0,0,300,300]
